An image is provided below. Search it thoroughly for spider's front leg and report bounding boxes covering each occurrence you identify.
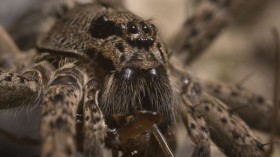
[40,62,107,157]
[202,81,280,135]
[0,61,53,109]
[40,63,84,157]
[83,70,106,157]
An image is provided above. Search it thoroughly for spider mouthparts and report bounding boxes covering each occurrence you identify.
[99,65,177,132]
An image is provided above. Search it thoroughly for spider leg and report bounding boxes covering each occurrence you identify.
[0,61,53,109]
[170,64,265,157]
[202,81,280,135]
[9,0,76,50]
[180,100,211,157]
[83,76,106,157]
[0,26,35,72]
[40,63,85,157]
[170,0,266,64]
[0,26,20,70]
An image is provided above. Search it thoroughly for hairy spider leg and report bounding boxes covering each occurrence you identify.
[170,0,265,64]
[40,63,84,157]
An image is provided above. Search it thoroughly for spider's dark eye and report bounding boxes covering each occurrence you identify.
[141,22,151,34]
[90,15,115,39]
[127,22,138,34]
[115,23,126,35]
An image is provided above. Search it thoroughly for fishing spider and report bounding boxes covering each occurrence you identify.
[0,0,278,157]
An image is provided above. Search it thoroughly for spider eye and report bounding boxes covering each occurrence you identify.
[141,22,151,34]
[115,23,126,35]
[90,15,115,39]
[127,22,138,34]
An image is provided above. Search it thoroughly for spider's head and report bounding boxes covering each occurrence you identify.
[89,9,169,70]
[90,10,177,131]
[38,4,176,131]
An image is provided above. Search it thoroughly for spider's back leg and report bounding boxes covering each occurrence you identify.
[8,0,76,50]
[170,64,265,157]
[0,25,21,72]
[202,80,280,136]
[170,0,267,64]
[8,0,124,51]
[0,26,35,73]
